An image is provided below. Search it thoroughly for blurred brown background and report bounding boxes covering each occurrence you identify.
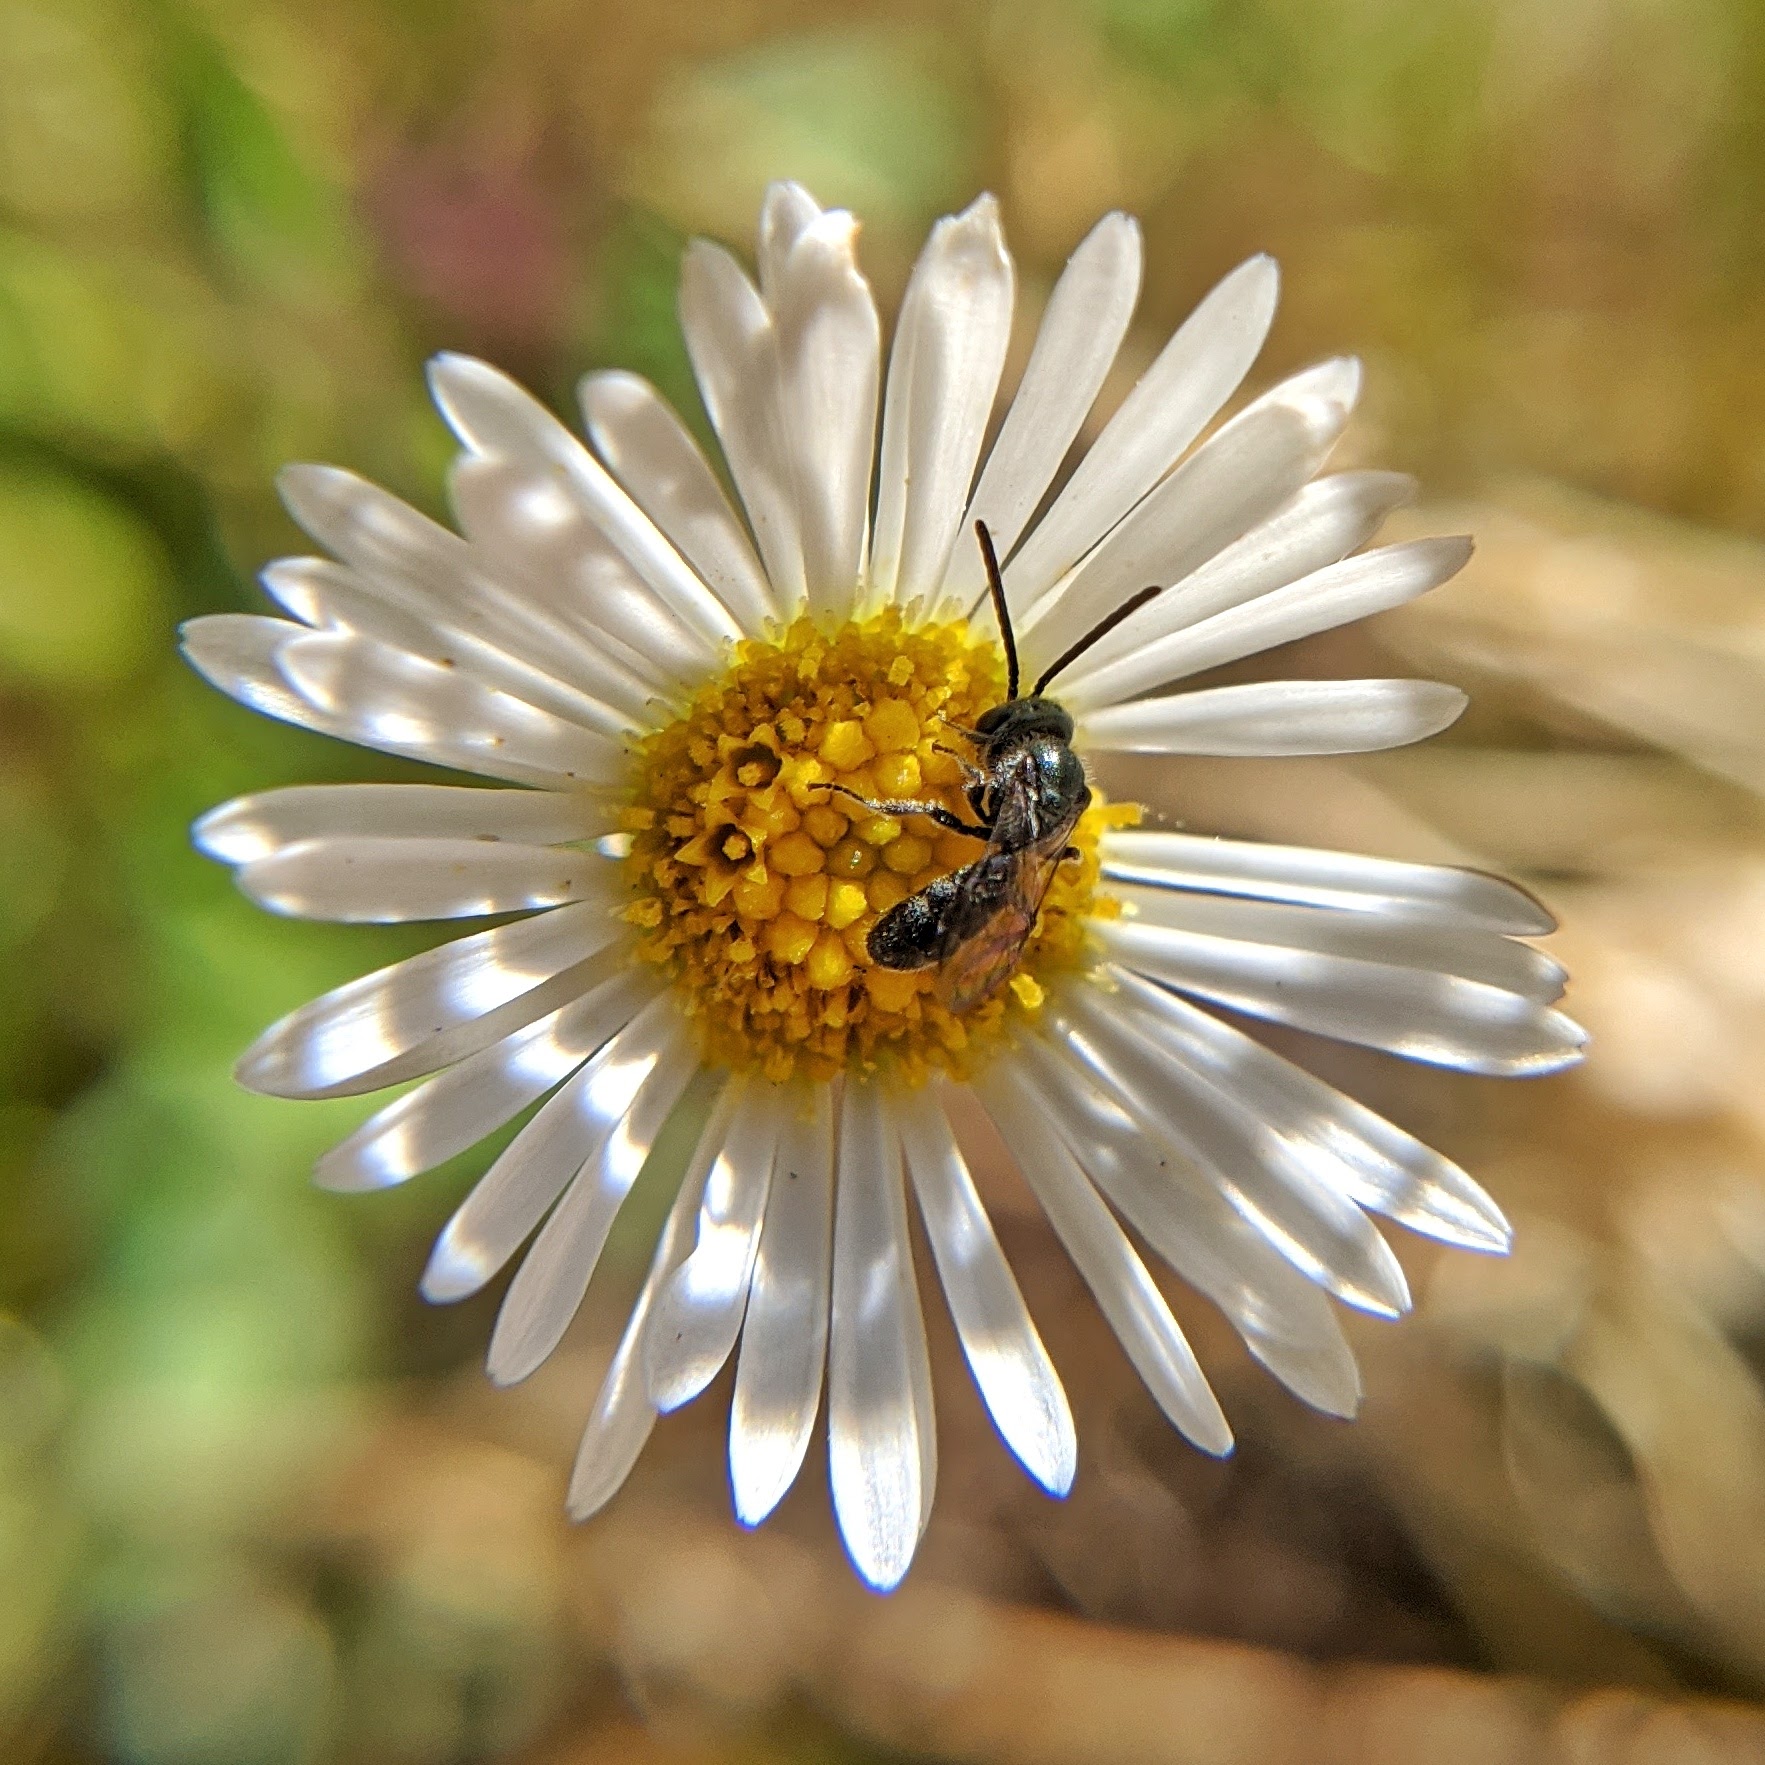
[6,0,1765,1759]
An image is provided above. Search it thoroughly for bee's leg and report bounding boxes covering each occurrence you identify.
[931,741,984,783]
[930,743,993,824]
[827,785,989,839]
[931,713,985,743]
[1061,845,1081,862]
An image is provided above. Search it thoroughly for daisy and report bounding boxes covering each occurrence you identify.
[184,183,1585,1591]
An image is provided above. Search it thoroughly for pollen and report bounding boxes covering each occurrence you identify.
[622,610,1128,1084]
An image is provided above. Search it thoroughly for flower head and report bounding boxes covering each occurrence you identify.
[184,184,1585,1590]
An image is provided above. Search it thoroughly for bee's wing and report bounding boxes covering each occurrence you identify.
[934,848,1064,1013]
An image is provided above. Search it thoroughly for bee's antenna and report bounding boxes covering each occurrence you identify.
[975,520,1019,702]
[1033,584,1163,696]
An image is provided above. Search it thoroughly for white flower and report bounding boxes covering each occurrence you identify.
[184,183,1585,1591]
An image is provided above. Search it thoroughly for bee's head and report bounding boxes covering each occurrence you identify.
[974,696,1074,746]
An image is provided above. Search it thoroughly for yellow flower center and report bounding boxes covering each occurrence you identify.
[620,610,1129,1084]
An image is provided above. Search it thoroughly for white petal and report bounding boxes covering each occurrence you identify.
[568,1082,729,1520]
[180,614,348,738]
[1095,910,1586,1075]
[486,1014,698,1385]
[194,783,607,868]
[264,553,634,741]
[679,240,806,612]
[975,1062,1233,1455]
[1002,255,1280,610]
[902,1198,938,1545]
[312,968,650,1192]
[276,630,628,790]
[770,212,880,621]
[263,489,641,741]
[870,195,1014,609]
[757,180,823,303]
[274,463,456,587]
[1066,535,1473,705]
[579,371,775,635]
[1099,827,1556,935]
[1018,1034,1362,1418]
[237,837,615,923]
[828,1078,934,1591]
[278,461,662,724]
[942,213,1142,604]
[644,1076,781,1411]
[898,1086,1074,1495]
[426,353,743,651]
[235,901,626,1099]
[447,453,707,704]
[1079,678,1467,756]
[1114,885,1566,1002]
[1109,970,1511,1252]
[729,1082,834,1525]
[277,459,465,580]
[420,988,678,1305]
[1055,987,1411,1317]
[1020,358,1362,678]
[1060,470,1415,704]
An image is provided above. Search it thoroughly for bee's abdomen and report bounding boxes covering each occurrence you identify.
[867,871,966,970]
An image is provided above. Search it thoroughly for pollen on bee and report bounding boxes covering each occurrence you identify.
[621,610,1123,1084]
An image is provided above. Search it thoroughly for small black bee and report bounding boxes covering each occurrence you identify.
[833,521,1162,1012]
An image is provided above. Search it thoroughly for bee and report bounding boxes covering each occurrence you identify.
[833,521,1163,1012]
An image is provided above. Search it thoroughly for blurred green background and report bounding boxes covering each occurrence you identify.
[9,1,1765,1760]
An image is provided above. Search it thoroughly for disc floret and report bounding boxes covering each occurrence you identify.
[622,610,1122,1083]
